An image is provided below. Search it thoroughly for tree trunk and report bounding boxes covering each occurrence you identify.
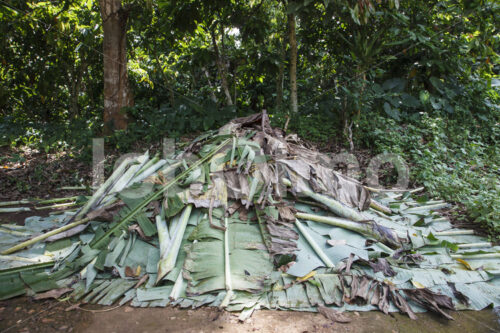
[233,68,237,105]
[275,36,286,110]
[70,60,88,118]
[190,69,196,93]
[211,29,233,106]
[288,13,298,113]
[99,0,133,133]
[343,69,366,152]
[203,67,218,103]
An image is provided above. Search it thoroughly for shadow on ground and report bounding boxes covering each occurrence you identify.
[1,297,499,333]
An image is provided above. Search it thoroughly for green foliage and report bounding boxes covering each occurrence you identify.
[357,108,500,238]
[0,0,103,124]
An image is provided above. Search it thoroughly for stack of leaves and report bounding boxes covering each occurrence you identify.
[0,113,499,321]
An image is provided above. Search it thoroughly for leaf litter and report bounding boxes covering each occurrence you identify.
[0,112,499,322]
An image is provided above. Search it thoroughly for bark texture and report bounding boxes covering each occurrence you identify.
[211,30,233,106]
[288,13,298,113]
[69,59,87,118]
[203,67,218,103]
[275,36,285,109]
[99,0,133,133]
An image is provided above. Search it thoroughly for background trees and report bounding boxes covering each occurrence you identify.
[1,0,497,133]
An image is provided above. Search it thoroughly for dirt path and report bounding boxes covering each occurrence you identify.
[0,297,499,333]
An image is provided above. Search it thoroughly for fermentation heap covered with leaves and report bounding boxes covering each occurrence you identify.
[1,113,499,321]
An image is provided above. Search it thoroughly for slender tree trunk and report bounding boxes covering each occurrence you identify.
[275,36,285,110]
[211,29,233,106]
[99,0,133,133]
[288,13,298,113]
[70,60,88,118]
[70,76,81,117]
[203,67,218,103]
[69,75,79,117]
[343,69,366,152]
[233,68,237,105]
[70,82,79,117]
[190,68,196,94]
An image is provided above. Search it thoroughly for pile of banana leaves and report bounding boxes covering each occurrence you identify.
[1,112,499,321]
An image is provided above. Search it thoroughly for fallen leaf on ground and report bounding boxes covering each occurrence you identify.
[65,303,81,312]
[33,287,73,300]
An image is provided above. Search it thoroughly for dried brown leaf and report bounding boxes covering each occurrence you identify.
[390,285,417,320]
[368,258,396,277]
[278,206,296,222]
[86,201,124,222]
[33,287,73,300]
[403,288,455,320]
[128,224,148,240]
[134,274,149,289]
[65,303,81,312]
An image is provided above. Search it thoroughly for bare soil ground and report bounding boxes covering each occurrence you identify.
[0,147,92,201]
[0,297,499,333]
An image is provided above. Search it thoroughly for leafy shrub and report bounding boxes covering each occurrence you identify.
[357,110,500,238]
